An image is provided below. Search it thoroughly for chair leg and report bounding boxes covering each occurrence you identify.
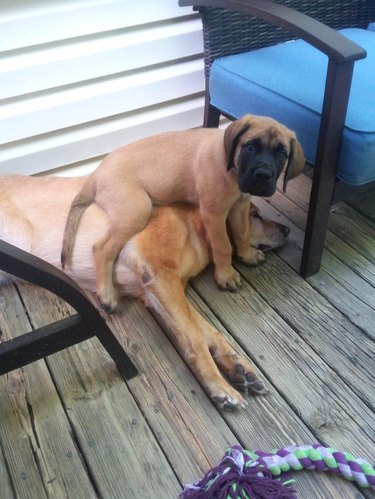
[300,60,355,277]
[95,317,138,380]
[203,79,221,128]
[300,170,336,277]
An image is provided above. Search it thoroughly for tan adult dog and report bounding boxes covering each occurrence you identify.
[61,115,305,312]
[0,175,289,408]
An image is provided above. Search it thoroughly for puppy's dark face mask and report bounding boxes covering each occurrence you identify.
[225,115,305,197]
[236,137,288,197]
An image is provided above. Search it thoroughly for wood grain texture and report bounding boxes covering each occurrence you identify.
[0,443,14,499]
[347,187,375,222]
[191,270,375,463]
[109,298,237,485]
[253,195,375,339]
[16,283,181,499]
[231,251,375,409]
[270,187,375,288]
[0,283,94,498]
[186,289,367,499]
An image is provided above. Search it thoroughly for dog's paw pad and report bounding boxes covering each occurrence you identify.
[231,364,247,384]
[231,366,268,395]
[245,373,268,395]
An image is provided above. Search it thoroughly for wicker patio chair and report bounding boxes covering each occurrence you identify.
[179,0,375,277]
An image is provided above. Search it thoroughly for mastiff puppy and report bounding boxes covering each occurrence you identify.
[0,175,289,408]
[61,115,304,312]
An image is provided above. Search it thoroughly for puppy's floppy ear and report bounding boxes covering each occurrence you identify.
[224,116,251,170]
[283,138,305,192]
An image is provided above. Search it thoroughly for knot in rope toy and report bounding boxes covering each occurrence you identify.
[180,444,375,498]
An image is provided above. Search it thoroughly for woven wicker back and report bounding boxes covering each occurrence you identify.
[200,0,375,76]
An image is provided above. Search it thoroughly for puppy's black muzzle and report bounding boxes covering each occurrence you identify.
[235,141,288,197]
[238,162,277,197]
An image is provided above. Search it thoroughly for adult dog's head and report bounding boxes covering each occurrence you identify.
[224,114,305,197]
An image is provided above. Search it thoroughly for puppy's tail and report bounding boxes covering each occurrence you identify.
[61,176,96,268]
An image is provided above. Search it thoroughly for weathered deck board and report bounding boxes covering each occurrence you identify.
[191,271,375,459]
[110,297,358,497]
[347,187,375,222]
[329,203,375,262]
[279,174,375,268]
[0,284,95,499]
[271,187,375,289]
[254,195,375,339]
[186,290,369,499]
[0,175,374,499]
[10,284,353,497]
[15,283,182,499]
[230,249,375,410]
[0,443,14,499]
[109,298,238,484]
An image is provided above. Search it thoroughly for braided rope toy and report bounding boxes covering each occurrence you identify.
[180,444,375,498]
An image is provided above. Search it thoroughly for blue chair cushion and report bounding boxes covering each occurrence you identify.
[210,28,375,186]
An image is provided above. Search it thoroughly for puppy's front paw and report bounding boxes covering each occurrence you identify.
[214,266,241,291]
[238,247,265,266]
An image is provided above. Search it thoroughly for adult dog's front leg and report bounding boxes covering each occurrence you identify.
[143,270,246,409]
[200,210,241,291]
[188,305,267,396]
[228,197,265,266]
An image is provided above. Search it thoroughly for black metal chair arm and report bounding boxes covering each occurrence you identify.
[0,239,100,332]
[0,239,138,379]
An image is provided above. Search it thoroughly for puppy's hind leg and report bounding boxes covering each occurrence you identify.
[94,191,153,313]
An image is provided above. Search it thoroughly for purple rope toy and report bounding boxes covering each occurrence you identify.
[180,444,375,498]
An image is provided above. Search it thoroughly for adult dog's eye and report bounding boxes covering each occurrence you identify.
[251,210,262,219]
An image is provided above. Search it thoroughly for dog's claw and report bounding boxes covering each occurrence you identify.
[238,248,265,266]
[102,303,118,314]
[99,294,119,314]
[212,392,247,410]
[224,281,239,292]
[215,266,241,291]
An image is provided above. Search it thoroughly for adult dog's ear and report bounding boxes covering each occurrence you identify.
[283,138,305,192]
[224,116,251,170]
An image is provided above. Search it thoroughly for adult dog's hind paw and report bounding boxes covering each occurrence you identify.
[230,364,268,395]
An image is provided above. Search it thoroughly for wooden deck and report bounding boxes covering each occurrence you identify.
[1,173,374,499]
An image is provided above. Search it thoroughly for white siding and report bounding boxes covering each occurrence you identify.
[0,0,204,176]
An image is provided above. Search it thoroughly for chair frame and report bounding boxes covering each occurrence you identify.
[0,239,138,379]
[179,0,374,277]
